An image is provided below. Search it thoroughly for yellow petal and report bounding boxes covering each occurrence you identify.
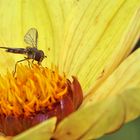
[59,0,81,21]
[0,52,15,74]
[120,88,140,123]
[83,48,140,110]
[80,88,140,140]
[14,117,56,140]
[53,95,125,140]
[59,0,140,94]
[0,0,77,74]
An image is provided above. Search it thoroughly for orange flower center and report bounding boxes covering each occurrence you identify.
[0,64,83,136]
[0,65,67,116]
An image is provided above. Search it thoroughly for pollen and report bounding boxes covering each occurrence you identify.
[0,65,67,117]
[0,64,83,136]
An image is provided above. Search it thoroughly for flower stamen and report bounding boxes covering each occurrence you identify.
[0,64,83,136]
[0,65,67,117]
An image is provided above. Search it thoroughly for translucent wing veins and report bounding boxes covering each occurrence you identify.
[24,28,38,48]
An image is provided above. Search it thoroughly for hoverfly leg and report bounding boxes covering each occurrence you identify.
[30,53,35,67]
[13,58,29,76]
[28,59,35,68]
[27,59,31,68]
[38,61,43,70]
[26,58,32,68]
[31,59,35,65]
[38,61,42,66]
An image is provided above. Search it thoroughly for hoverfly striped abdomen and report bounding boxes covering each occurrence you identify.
[6,48,27,54]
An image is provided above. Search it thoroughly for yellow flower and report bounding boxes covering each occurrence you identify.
[0,0,140,140]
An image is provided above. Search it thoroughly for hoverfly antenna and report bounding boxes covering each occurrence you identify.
[44,55,47,58]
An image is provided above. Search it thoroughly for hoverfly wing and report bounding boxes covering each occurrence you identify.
[24,28,38,48]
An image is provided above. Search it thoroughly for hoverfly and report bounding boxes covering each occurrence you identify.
[0,28,47,74]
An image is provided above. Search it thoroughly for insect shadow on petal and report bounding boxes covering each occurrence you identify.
[0,28,47,75]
